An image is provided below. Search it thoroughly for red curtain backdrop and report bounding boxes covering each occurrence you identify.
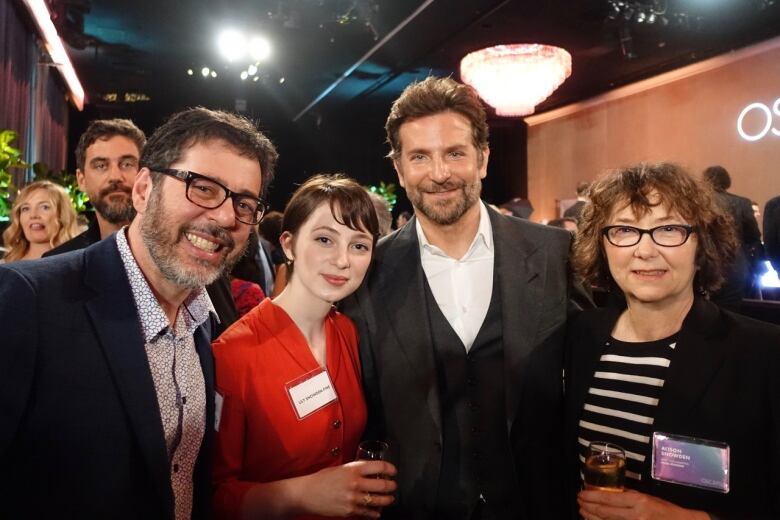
[1,0,70,188]
[0,0,34,188]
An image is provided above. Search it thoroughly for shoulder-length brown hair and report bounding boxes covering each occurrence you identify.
[281,174,380,277]
[2,181,79,262]
[572,162,737,294]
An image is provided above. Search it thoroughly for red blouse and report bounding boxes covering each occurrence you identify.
[212,299,367,519]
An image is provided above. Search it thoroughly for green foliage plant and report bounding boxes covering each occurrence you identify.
[0,130,28,220]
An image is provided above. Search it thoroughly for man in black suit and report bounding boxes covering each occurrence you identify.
[43,119,239,334]
[344,77,587,519]
[0,107,278,519]
[563,180,590,222]
[44,118,145,257]
[703,165,764,307]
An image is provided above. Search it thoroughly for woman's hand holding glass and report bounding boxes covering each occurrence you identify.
[577,489,711,520]
[295,459,397,519]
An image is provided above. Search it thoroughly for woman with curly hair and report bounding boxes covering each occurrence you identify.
[565,163,780,519]
[1,181,79,262]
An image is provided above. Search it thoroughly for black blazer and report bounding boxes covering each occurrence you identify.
[42,222,238,337]
[344,206,587,519]
[564,298,780,519]
[0,237,215,519]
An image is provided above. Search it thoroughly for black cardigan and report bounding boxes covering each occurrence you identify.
[564,298,780,519]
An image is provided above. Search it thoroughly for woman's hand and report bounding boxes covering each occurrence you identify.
[294,460,398,518]
[578,489,711,520]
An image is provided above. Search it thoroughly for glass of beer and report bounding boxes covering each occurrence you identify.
[584,441,626,492]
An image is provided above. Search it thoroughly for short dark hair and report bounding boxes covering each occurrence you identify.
[140,107,278,196]
[75,119,146,171]
[282,174,379,277]
[385,76,489,161]
[572,162,737,294]
[576,181,591,196]
[702,165,731,192]
[259,210,284,250]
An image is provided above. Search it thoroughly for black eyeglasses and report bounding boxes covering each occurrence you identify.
[602,224,696,247]
[151,168,267,225]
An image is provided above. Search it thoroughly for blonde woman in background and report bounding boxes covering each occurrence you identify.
[1,181,79,262]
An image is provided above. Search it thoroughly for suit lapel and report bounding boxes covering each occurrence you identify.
[654,298,731,431]
[82,239,173,516]
[376,220,442,435]
[492,211,548,429]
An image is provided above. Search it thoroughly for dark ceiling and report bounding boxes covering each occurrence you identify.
[57,0,780,120]
[46,0,780,207]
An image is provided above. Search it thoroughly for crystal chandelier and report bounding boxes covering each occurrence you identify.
[460,44,572,117]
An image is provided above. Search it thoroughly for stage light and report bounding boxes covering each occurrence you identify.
[201,67,210,77]
[187,69,193,76]
[249,36,271,61]
[240,71,248,80]
[217,29,247,62]
[211,70,218,78]
[279,77,285,84]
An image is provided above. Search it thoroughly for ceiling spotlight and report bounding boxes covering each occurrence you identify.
[646,12,656,23]
[217,29,247,62]
[249,36,271,61]
[279,77,285,84]
[211,70,217,78]
[187,69,193,76]
[240,71,248,80]
[253,76,260,82]
[247,64,258,76]
[201,67,210,77]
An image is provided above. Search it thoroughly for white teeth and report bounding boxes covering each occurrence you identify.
[185,232,219,252]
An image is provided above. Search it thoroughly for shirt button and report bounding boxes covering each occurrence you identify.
[332,419,342,429]
[330,447,341,457]
[173,464,180,473]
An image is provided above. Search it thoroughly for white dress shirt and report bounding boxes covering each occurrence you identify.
[416,202,494,352]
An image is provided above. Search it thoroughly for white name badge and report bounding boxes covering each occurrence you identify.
[286,368,338,420]
[651,432,730,493]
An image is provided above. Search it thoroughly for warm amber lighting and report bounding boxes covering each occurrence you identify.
[460,44,571,117]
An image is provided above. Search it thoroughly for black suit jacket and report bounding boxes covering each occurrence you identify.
[763,195,780,271]
[564,299,780,519]
[0,237,216,519]
[344,206,586,519]
[43,221,238,336]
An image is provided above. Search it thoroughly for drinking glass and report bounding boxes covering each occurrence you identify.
[583,441,626,492]
[356,440,389,461]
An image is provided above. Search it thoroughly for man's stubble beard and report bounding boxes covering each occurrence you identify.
[139,187,246,290]
[408,177,482,226]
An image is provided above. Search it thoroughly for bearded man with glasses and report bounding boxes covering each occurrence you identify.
[0,107,278,520]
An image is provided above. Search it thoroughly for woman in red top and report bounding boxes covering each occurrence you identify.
[213,175,397,519]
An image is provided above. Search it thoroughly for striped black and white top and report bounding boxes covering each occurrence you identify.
[577,334,677,485]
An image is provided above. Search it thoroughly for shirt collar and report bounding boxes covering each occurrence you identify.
[415,201,494,259]
[115,227,215,341]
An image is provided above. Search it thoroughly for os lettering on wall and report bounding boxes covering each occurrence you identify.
[737,98,780,142]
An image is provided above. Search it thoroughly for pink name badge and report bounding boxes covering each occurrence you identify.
[651,432,729,493]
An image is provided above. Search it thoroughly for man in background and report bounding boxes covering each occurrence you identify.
[703,165,763,307]
[563,180,590,222]
[44,119,143,256]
